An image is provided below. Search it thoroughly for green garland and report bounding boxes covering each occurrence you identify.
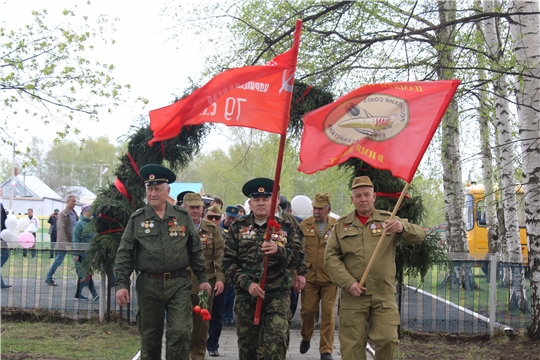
[83,82,335,275]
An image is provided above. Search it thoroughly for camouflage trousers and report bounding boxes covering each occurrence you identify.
[235,295,290,360]
[135,275,192,360]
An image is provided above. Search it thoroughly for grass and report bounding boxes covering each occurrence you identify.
[1,319,140,359]
[394,331,540,360]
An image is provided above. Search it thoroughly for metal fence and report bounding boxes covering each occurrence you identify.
[1,248,534,335]
[1,247,137,320]
[400,259,532,334]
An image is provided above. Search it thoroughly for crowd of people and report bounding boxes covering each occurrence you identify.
[1,163,426,360]
[112,164,425,360]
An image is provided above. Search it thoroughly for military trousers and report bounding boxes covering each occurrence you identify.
[236,295,290,360]
[189,277,216,360]
[338,293,400,360]
[300,281,338,354]
[135,274,192,360]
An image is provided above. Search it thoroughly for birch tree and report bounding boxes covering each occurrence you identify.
[483,0,528,312]
[509,0,540,338]
[475,1,500,258]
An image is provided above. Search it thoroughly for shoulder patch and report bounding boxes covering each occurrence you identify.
[130,208,145,218]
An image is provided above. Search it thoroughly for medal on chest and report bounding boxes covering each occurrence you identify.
[199,231,213,248]
[141,220,155,234]
[167,217,182,237]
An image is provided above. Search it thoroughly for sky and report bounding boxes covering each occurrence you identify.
[1,0,228,154]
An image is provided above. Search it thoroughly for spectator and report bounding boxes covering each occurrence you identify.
[1,202,12,289]
[47,209,59,258]
[23,208,39,258]
[72,204,99,301]
[45,196,78,286]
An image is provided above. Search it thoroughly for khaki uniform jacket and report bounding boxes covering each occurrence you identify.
[300,215,337,284]
[324,209,425,296]
[56,207,78,243]
[114,202,207,291]
[190,218,225,294]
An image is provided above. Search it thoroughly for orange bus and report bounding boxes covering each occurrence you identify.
[464,183,529,264]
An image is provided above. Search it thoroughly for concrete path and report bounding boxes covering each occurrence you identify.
[153,327,374,360]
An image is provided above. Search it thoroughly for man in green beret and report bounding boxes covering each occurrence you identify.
[299,193,338,360]
[114,164,212,360]
[324,176,425,360]
[222,177,306,360]
[183,193,225,360]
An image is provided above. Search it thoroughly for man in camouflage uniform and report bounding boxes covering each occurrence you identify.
[223,178,305,360]
[324,176,425,360]
[115,164,212,360]
[183,194,225,360]
[299,193,337,360]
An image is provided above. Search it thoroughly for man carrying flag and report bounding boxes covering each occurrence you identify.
[298,79,459,359]
[324,176,425,360]
[222,178,305,360]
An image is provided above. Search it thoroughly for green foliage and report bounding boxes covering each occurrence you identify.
[85,122,210,274]
[396,231,450,281]
[0,6,130,143]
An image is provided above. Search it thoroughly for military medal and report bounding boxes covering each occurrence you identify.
[140,221,145,227]
[144,221,150,229]
[149,221,154,228]
[145,229,150,234]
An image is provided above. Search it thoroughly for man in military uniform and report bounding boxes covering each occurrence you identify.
[223,178,305,360]
[299,193,338,360]
[324,176,425,360]
[115,164,212,360]
[184,193,225,360]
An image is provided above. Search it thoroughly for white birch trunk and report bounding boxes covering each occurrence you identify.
[484,0,528,312]
[438,1,473,290]
[509,0,540,337]
[476,1,500,258]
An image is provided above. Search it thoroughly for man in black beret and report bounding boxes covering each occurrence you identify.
[114,164,211,359]
[222,177,306,360]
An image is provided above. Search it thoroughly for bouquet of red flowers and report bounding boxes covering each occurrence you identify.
[192,290,212,321]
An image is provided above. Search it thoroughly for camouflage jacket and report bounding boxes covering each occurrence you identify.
[223,212,305,300]
[190,218,225,294]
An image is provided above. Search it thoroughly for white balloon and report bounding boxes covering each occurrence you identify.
[291,195,313,217]
[7,233,21,248]
[244,199,251,215]
[16,217,30,231]
[4,216,17,231]
[1,229,13,241]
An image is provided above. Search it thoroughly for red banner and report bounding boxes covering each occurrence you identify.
[298,80,460,183]
[148,20,303,145]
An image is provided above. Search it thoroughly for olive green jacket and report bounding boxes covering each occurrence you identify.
[324,209,425,295]
[300,215,337,284]
[190,218,225,294]
[114,203,207,291]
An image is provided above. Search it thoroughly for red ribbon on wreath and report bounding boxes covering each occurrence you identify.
[114,178,133,204]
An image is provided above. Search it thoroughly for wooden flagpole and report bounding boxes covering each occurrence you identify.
[358,182,411,288]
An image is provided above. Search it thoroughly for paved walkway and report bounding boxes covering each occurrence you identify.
[151,327,374,359]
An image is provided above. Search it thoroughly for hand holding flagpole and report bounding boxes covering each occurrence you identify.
[358,182,410,289]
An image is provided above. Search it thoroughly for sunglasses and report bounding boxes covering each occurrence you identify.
[206,215,221,221]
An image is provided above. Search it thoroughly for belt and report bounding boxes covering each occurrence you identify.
[139,269,191,280]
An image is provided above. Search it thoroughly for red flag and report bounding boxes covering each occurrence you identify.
[148,20,303,145]
[298,80,460,182]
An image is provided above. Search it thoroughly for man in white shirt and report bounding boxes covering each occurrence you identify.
[23,208,39,258]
